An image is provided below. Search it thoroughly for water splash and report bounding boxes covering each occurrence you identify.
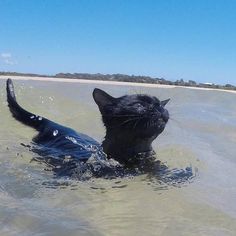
[145,161,198,190]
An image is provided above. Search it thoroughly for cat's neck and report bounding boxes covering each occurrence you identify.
[102,129,155,165]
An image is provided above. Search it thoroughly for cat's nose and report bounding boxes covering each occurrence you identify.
[162,110,169,122]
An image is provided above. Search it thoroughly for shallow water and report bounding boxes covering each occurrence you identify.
[0,79,236,236]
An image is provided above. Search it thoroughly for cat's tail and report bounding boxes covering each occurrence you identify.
[6,78,46,131]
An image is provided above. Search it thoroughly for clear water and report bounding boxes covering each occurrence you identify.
[0,79,236,236]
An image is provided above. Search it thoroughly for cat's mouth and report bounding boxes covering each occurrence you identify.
[144,117,166,131]
[141,112,169,136]
[146,109,169,125]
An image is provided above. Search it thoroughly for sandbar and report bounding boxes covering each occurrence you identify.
[0,75,235,94]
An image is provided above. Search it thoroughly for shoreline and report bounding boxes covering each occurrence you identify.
[0,75,236,94]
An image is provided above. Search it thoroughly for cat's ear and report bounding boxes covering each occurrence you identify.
[161,99,170,107]
[93,88,116,108]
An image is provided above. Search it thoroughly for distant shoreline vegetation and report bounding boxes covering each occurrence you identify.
[1,71,236,91]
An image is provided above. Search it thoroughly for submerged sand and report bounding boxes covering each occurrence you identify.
[0,75,236,94]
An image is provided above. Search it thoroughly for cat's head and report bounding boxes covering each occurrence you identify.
[93,88,170,141]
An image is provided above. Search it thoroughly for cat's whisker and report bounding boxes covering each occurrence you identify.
[120,117,139,125]
[103,114,141,117]
[169,117,183,127]
[132,118,142,130]
[107,117,141,128]
[169,111,182,116]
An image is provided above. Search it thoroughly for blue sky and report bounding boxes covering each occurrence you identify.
[0,0,236,85]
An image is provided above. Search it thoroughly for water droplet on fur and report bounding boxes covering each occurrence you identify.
[38,116,43,121]
[30,115,35,119]
[65,136,77,144]
[53,130,58,136]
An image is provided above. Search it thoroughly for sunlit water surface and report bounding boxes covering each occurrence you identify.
[0,79,236,236]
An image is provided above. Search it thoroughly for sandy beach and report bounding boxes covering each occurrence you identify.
[0,75,236,94]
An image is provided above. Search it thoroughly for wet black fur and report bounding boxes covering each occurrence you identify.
[93,88,170,165]
[6,79,170,177]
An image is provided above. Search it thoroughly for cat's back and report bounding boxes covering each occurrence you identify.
[33,121,103,161]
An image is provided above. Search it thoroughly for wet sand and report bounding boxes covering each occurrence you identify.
[0,75,236,94]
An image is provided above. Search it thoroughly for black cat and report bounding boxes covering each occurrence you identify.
[6,78,170,178]
[93,86,170,166]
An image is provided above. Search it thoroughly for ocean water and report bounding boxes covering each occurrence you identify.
[0,78,236,236]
